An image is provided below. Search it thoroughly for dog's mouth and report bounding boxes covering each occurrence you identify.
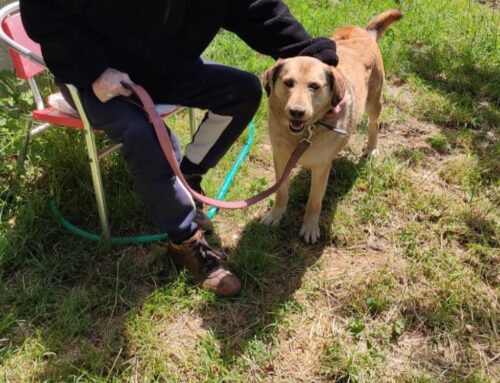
[289,120,306,135]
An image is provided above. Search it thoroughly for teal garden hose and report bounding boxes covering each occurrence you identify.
[50,120,255,245]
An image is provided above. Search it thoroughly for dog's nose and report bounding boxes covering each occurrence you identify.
[289,107,305,119]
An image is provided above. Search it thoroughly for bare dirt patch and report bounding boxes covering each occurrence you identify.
[475,0,500,9]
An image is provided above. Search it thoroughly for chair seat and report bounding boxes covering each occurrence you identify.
[33,107,84,129]
[32,104,183,131]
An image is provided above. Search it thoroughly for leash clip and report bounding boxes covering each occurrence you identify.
[301,124,315,145]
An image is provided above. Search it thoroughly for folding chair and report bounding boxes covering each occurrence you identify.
[0,1,197,243]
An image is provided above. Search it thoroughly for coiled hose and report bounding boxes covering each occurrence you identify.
[50,120,255,245]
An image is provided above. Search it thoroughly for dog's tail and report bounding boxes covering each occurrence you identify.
[366,9,403,42]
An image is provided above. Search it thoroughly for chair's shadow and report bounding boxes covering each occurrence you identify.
[1,154,364,380]
[198,154,366,361]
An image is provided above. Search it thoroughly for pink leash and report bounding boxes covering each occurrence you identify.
[122,82,312,209]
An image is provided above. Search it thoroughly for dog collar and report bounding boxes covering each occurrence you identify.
[316,121,348,136]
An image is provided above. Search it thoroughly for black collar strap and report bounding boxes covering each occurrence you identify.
[316,121,348,136]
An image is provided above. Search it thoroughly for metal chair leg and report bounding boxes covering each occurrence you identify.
[67,84,111,244]
[83,125,111,244]
[16,118,32,171]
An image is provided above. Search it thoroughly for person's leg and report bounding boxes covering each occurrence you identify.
[75,89,240,296]
[57,74,245,296]
[79,90,198,243]
[156,60,262,176]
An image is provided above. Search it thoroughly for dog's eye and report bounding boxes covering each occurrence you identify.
[308,83,320,91]
[284,79,294,88]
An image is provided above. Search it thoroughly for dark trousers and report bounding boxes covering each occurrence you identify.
[61,60,262,242]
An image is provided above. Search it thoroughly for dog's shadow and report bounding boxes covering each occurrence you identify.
[200,154,366,361]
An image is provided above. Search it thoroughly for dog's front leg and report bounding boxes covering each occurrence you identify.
[261,149,290,227]
[300,163,331,244]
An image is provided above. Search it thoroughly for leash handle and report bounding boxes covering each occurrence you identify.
[121,81,311,209]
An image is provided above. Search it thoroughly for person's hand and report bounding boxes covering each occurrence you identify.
[92,68,133,102]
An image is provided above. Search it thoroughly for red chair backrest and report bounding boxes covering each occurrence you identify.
[2,12,44,79]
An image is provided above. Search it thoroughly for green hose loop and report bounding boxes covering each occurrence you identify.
[50,120,255,245]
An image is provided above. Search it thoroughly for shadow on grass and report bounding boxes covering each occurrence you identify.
[0,156,174,380]
[1,216,172,381]
[198,155,365,363]
[404,43,499,183]
[1,152,362,379]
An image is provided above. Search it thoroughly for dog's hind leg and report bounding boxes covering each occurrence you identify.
[261,149,290,227]
[363,89,382,157]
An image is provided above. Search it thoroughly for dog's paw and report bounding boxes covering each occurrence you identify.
[362,147,379,158]
[260,208,286,227]
[299,219,321,244]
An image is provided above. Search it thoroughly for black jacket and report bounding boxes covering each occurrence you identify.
[20,0,338,95]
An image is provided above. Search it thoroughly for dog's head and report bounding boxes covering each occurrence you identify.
[264,56,343,135]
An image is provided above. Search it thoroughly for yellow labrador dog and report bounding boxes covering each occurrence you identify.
[261,9,403,244]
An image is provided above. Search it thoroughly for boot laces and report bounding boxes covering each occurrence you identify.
[190,236,226,271]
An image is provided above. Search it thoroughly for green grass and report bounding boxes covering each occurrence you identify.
[426,133,450,153]
[1,0,499,381]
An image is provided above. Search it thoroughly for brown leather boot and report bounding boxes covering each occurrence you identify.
[167,230,241,297]
[184,173,214,233]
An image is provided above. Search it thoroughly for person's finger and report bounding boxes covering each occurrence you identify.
[118,86,133,97]
[122,73,132,83]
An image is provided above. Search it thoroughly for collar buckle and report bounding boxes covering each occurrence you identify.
[301,124,315,144]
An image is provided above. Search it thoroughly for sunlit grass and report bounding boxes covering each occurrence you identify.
[1,0,498,381]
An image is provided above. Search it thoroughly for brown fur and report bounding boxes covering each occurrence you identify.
[261,9,403,244]
[366,9,404,41]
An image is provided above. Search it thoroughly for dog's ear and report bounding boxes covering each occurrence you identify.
[327,67,346,107]
[263,59,284,97]
[325,68,335,93]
